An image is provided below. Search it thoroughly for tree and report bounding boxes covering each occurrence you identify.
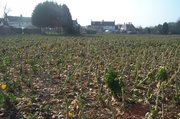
[144,27,151,34]
[155,24,163,34]
[32,1,60,28]
[168,22,176,34]
[162,22,169,34]
[2,4,11,26]
[32,1,74,34]
[60,4,74,34]
[176,20,180,34]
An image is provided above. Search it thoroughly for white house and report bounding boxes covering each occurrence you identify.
[91,20,116,32]
[120,22,136,33]
[4,14,35,29]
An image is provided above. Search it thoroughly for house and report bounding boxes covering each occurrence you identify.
[73,19,81,34]
[91,20,116,32]
[120,22,136,33]
[4,14,35,29]
[73,19,79,27]
[0,14,41,35]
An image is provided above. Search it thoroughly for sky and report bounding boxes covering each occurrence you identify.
[0,0,180,27]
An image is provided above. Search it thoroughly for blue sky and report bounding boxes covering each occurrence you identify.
[0,0,180,27]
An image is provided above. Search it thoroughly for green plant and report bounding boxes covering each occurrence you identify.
[6,80,22,94]
[155,66,168,118]
[63,96,69,119]
[77,94,86,119]
[0,83,19,117]
[174,65,180,105]
[145,105,156,119]
[0,56,11,74]
[156,66,168,82]
[105,68,119,97]
[104,67,124,101]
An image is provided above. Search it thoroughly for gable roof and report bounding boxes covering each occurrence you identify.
[4,15,36,28]
[121,23,136,31]
[7,16,31,22]
[91,21,101,26]
[102,21,115,26]
[91,20,115,26]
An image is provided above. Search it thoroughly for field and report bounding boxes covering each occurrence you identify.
[0,34,180,119]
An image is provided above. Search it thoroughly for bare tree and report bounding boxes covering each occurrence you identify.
[3,4,11,25]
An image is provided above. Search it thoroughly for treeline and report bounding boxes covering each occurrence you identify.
[137,20,180,34]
